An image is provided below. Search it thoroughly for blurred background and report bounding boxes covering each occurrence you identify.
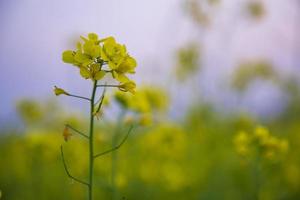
[0,0,300,199]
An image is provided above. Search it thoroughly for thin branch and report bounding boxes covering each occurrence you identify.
[94,88,106,115]
[67,94,91,102]
[60,146,89,186]
[65,124,89,139]
[97,84,119,88]
[94,125,134,159]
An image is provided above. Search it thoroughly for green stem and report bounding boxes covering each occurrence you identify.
[67,94,91,101]
[88,80,98,200]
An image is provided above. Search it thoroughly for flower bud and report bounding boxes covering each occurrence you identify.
[118,81,136,94]
[54,86,69,96]
[63,126,72,142]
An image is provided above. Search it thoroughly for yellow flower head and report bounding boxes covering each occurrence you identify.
[61,33,137,85]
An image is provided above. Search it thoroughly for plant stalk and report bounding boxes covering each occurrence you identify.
[88,80,98,200]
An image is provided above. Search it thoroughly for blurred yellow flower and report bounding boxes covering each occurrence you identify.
[234,125,289,162]
[233,131,251,156]
[254,125,270,145]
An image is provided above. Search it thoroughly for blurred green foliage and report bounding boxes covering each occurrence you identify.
[1,87,300,199]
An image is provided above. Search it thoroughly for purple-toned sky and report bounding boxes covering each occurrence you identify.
[0,0,299,126]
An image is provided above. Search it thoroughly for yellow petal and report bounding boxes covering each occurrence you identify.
[88,33,98,41]
[62,50,75,64]
[80,67,91,79]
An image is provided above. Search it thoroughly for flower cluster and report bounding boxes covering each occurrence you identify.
[62,33,137,93]
[233,126,289,161]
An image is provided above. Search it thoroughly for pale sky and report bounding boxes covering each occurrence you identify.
[0,0,299,126]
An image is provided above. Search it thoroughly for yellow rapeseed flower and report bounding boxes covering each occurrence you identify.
[61,33,137,87]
